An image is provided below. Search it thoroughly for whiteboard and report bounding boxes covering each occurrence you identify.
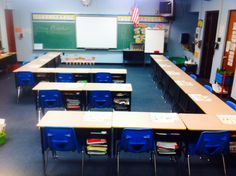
[144,29,165,53]
[76,16,117,49]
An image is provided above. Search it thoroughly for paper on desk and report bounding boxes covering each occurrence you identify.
[175,80,193,86]
[150,113,178,123]
[159,64,171,68]
[82,113,110,122]
[166,71,180,76]
[217,115,236,125]
[188,94,212,102]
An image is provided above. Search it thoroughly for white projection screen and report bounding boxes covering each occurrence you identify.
[76,16,117,49]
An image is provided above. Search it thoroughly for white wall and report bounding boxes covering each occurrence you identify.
[7,0,159,62]
[190,0,236,100]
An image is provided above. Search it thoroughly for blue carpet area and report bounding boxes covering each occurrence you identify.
[0,65,235,176]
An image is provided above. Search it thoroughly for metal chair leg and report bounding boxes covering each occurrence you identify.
[117,151,120,176]
[38,108,42,122]
[221,153,227,176]
[153,151,157,176]
[43,150,48,176]
[82,150,84,176]
[187,154,191,176]
[17,86,21,104]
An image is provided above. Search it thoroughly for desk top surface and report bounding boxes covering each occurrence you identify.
[37,111,113,128]
[33,82,132,92]
[0,52,16,60]
[13,52,61,72]
[180,114,236,131]
[112,111,186,130]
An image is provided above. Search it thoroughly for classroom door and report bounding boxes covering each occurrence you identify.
[5,9,16,52]
[222,10,236,73]
[199,11,219,80]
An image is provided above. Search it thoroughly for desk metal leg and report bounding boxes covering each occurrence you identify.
[40,128,47,176]
[17,86,21,104]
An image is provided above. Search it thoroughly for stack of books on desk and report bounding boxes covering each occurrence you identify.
[156,141,179,155]
[66,98,81,110]
[86,138,108,155]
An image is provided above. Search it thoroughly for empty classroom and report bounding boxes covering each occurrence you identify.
[0,0,236,176]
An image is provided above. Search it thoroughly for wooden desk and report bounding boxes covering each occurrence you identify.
[112,111,186,130]
[33,82,132,111]
[37,110,113,167]
[151,55,236,115]
[13,52,61,72]
[0,52,17,70]
[37,111,113,129]
[13,52,127,84]
[180,114,236,131]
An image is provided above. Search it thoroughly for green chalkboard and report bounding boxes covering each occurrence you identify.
[33,21,76,49]
[117,24,134,50]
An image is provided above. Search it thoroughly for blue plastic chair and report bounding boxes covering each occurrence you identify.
[204,84,213,93]
[42,127,84,175]
[172,60,177,65]
[38,90,64,119]
[95,72,113,83]
[56,73,75,82]
[117,128,156,176]
[189,74,197,80]
[225,101,236,111]
[181,66,187,72]
[89,91,113,109]
[15,71,36,103]
[187,131,230,176]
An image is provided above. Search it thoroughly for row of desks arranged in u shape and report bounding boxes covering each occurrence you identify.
[150,54,236,129]
[21,53,236,175]
[13,52,127,83]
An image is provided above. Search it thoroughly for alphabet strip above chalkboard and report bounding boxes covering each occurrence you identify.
[32,13,168,23]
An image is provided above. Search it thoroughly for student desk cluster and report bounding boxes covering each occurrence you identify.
[20,53,236,175]
[13,52,127,83]
[151,55,236,131]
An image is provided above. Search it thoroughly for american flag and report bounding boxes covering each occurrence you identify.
[131,3,140,27]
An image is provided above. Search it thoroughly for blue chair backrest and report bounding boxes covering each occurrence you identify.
[56,73,75,82]
[225,101,236,111]
[15,71,36,87]
[90,91,113,108]
[172,60,177,65]
[195,131,230,156]
[43,127,81,152]
[190,74,197,80]
[181,66,187,72]
[39,90,64,108]
[204,85,213,93]
[95,72,113,83]
[119,128,154,153]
